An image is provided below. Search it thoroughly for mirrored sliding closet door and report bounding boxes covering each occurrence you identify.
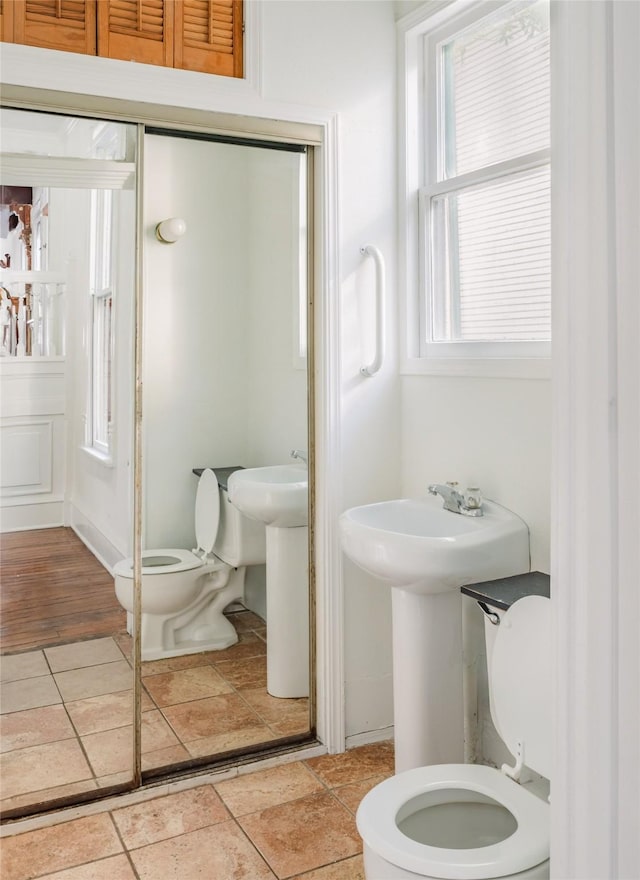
[0,105,315,819]
[0,108,138,815]
[139,130,312,775]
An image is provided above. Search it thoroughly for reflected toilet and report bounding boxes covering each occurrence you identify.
[114,468,266,661]
[357,595,551,880]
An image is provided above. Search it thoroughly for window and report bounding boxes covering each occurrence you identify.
[401,0,551,374]
[87,186,115,458]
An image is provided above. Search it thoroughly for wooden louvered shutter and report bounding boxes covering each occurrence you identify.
[97,0,174,67]
[0,0,15,42]
[10,0,97,54]
[175,0,242,78]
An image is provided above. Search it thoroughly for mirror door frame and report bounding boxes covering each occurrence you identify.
[0,86,345,820]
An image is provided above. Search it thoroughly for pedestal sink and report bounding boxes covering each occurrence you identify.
[340,496,529,772]
[227,465,308,698]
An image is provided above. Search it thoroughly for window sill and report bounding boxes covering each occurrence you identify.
[80,445,115,468]
[400,356,551,380]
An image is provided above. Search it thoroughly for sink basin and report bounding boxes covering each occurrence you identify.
[339,496,529,594]
[228,464,308,529]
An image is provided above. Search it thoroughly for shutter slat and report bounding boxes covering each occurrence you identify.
[25,0,86,24]
[176,0,242,76]
[98,0,172,64]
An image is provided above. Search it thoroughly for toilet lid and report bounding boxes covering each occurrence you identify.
[491,595,551,780]
[194,468,220,554]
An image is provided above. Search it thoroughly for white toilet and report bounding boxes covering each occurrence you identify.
[357,595,551,880]
[114,468,266,661]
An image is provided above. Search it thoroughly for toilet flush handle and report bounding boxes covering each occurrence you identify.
[477,600,500,625]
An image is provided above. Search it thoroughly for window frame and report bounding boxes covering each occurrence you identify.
[84,185,116,465]
[398,0,551,378]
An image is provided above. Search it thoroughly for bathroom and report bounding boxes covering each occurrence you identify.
[0,2,637,879]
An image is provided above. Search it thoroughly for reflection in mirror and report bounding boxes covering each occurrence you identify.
[0,109,137,815]
[132,131,312,772]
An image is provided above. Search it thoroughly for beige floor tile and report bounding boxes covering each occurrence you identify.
[161,692,262,741]
[112,785,229,848]
[216,761,324,817]
[54,661,133,702]
[0,649,49,682]
[305,741,395,788]
[228,610,267,633]
[82,711,178,776]
[142,664,232,707]
[112,633,133,661]
[45,638,125,673]
[202,631,267,664]
[0,674,62,714]
[332,773,389,814]
[65,689,152,736]
[242,687,310,734]
[140,652,210,677]
[239,791,362,878]
[140,743,191,771]
[129,821,276,879]
[217,654,268,690]
[80,726,134,778]
[0,703,75,752]
[184,723,273,758]
[290,854,365,880]
[0,814,122,880]
[94,771,134,789]
[0,779,98,814]
[35,854,137,880]
[0,737,93,800]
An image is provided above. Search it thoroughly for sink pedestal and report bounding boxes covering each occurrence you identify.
[392,588,464,773]
[265,524,309,698]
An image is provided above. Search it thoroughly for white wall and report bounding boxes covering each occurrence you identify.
[400,348,551,767]
[64,184,136,566]
[142,136,308,551]
[244,149,308,466]
[143,135,251,549]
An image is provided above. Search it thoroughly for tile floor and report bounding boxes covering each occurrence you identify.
[0,610,310,813]
[1,741,395,880]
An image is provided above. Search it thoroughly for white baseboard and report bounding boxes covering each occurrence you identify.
[68,504,125,575]
[345,726,394,750]
[0,500,64,532]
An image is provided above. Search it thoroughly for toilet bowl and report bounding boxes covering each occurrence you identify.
[114,468,266,661]
[357,595,551,880]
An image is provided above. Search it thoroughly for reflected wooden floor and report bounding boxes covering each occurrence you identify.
[0,527,125,654]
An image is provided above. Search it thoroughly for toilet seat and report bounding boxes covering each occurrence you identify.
[113,469,226,580]
[113,548,224,579]
[357,763,549,880]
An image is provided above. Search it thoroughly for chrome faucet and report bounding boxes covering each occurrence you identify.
[428,482,483,517]
[290,448,308,465]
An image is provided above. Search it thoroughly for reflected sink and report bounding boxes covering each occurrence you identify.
[228,464,308,528]
[339,496,529,594]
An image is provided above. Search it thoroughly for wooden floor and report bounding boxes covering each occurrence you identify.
[0,527,126,655]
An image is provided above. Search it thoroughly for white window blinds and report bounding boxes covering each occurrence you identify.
[424,0,551,351]
[440,2,551,180]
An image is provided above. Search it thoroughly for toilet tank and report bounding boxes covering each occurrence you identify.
[214,487,266,567]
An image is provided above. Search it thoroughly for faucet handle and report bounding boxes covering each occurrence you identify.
[464,487,482,509]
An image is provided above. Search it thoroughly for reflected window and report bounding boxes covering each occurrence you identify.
[88,187,115,457]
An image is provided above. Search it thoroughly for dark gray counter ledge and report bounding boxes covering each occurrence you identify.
[192,466,244,492]
[461,571,550,610]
